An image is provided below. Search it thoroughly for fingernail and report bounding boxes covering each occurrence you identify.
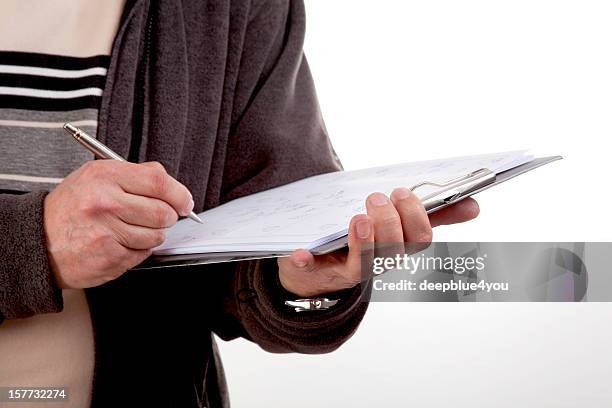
[356,219,371,239]
[394,187,413,201]
[369,193,389,207]
[294,259,308,268]
[187,199,195,214]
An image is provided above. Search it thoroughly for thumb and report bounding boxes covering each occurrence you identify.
[279,248,316,273]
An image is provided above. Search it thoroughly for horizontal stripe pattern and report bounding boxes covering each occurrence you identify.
[0,173,64,184]
[0,51,107,193]
[0,65,108,79]
[0,118,97,128]
[0,73,106,91]
[0,117,98,192]
[0,95,102,111]
[0,51,109,112]
[0,86,103,99]
[0,52,110,70]
[0,107,100,122]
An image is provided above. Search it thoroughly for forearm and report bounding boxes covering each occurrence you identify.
[0,191,63,320]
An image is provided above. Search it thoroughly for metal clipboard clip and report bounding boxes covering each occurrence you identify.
[410,168,496,213]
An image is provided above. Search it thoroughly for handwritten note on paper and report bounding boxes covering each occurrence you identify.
[154,151,531,256]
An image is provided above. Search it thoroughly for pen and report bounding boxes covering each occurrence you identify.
[63,123,204,224]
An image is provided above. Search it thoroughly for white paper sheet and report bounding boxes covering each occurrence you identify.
[154,151,532,255]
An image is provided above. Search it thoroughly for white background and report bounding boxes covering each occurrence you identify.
[218,1,612,406]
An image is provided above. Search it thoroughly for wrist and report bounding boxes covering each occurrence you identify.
[277,266,358,298]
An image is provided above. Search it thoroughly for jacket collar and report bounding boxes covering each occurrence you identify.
[119,0,144,26]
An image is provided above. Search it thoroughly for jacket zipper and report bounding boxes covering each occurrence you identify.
[128,0,155,163]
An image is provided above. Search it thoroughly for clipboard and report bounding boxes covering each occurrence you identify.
[133,155,561,270]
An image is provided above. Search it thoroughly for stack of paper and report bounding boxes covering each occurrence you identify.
[152,151,557,259]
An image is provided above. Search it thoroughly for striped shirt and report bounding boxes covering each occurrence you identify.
[0,52,107,192]
[0,2,126,407]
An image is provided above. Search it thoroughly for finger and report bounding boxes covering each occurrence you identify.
[366,192,405,242]
[429,198,480,227]
[108,220,167,250]
[114,161,194,217]
[285,248,316,272]
[106,245,153,272]
[277,249,318,296]
[389,187,433,243]
[366,192,405,260]
[115,193,179,228]
[121,248,153,271]
[87,245,152,286]
[345,214,375,282]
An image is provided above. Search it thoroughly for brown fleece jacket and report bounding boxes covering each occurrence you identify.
[0,1,370,407]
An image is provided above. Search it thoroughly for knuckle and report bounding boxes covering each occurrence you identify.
[147,161,167,173]
[77,198,96,216]
[150,230,166,247]
[82,160,113,179]
[380,214,402,229]
[150,171,169,197]
[81,160,99,173]
[79,161,99,180]
[113,226,133,248]
[78,197,99,217]
[162,202,179,224]
[167,207,179,225]
[79,196,120,217]
[151,205,175,227]
[99,197,122,213]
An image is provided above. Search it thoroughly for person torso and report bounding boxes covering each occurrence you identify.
[0,2,126,407]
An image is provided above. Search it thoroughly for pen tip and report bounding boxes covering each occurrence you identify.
[189,212,204,224]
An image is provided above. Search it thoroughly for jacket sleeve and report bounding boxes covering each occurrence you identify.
[0,191,63,323]
[207,0,370,353]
